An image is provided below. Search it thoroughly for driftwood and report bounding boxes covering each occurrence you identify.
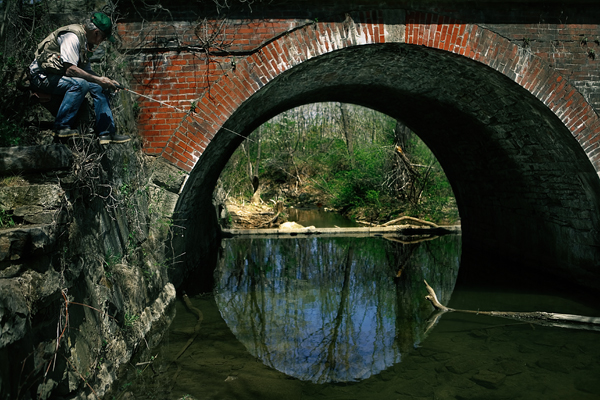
[358,216,438,228]
[356,220,377,226]
[257,211,281,228]
[424,280,600,331]
[383,216,438,228]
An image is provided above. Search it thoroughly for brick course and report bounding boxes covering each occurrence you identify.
[118,7,600,174]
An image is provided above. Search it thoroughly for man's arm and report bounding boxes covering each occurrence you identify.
[64,62,119,91]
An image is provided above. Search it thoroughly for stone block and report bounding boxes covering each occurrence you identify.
[0,184,65,211]
[470,369,506,389]
[150,157,188,193]
[0,145,72,175]
[0,279,29,347]
[0,225,56,262]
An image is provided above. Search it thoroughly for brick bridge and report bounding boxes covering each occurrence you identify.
[116,0,600,290]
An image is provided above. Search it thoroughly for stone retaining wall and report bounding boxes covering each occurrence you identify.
[0,141,188,399]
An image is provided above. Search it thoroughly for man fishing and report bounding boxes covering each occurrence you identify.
[29,12,130,144]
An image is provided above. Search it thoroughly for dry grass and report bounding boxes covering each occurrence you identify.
[0,175,28,187]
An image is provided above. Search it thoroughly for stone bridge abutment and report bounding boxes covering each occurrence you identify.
[116,1,600,290]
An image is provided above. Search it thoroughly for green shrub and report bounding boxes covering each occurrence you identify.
[0,116,24,147]
[220,103,459,223]
[0,207,15,228]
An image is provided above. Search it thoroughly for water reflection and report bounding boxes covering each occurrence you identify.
[214,235,461,383]
[286,208,362,228]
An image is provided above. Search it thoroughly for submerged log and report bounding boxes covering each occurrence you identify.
[173,294,203,361]
[424,280,600,331]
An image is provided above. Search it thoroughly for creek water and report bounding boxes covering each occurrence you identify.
[286,207,362,228]
[116,221,600,399]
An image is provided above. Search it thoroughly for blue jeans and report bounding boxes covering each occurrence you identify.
[31,73,116,135]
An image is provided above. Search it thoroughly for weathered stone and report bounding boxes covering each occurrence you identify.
[489,359,526,376]
[381,9,405,43]
[135,283,176,344]
[150,157,188,193]
[13,206,66,225]
[0,139,178,399]
[0,145,72,175]
[0,263,22,279]
[445,357,478,375]
[0,225,56,262]
[470,370,506,389]
[148,183,180,244]
[13,205,44,216]
[148,183,180,217]
[0,184,65,211]
[20,268,62,303]
[0,279,29,347]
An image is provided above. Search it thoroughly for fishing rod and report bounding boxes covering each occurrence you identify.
[116,84,188,114]
[114,84,252,142]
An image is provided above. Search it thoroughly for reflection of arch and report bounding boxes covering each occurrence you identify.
[167,11,600,292]
[214,236,461,383]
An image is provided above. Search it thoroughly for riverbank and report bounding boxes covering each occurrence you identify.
[224,201,460,238]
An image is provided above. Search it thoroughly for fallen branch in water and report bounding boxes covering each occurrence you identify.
[424,280,600,331]
[424,280,450,312]
[356,220,377,226]
[383,216,438,228]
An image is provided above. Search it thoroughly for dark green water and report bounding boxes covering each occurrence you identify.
[286,208,362,228]
[116,235,600,400]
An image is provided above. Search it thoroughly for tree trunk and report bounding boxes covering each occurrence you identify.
[339,103,355,166]
[394,120,412,153]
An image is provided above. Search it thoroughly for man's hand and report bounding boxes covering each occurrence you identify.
[65,64,120,91]
[97,76,120,91]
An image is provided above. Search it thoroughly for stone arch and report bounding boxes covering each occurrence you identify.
[154,10,600,174]
[162,11,600,292]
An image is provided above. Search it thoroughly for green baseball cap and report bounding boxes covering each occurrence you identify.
[91,12,115,42]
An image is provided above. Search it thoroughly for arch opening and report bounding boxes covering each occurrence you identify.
[218,101,458,226]
[172,43,600,292]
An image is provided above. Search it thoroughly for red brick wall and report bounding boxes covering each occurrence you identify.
[117,9,600,172]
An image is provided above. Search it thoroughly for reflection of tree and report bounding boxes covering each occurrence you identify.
[214,236,461,383]
[249,257,271,366]
[311,246,354,382]
[389,235,462,352]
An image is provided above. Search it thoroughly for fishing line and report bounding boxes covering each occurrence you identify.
[116,85,253,142]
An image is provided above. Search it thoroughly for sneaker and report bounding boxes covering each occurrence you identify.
[56,128,78,138]
[98,134,111,145]
[99,133,132,144]
[110,133,132,144]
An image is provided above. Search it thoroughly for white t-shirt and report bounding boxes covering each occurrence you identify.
[57,32,81,66]
[30,31,91,75]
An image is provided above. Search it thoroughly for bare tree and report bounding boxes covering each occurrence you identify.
[339,103,355,166]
